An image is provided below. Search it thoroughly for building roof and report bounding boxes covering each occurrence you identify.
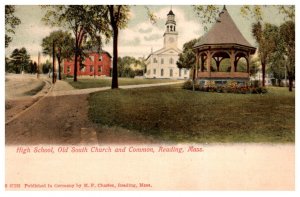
[194,7,254,49]
[167,10,174,16]
[85,46,112,58]
[146,47,182,61]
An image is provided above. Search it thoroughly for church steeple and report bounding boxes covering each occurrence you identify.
[163,9,178,48]
[165,9,176,33]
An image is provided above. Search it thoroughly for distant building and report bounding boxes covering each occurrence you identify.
[145,9,190,79]
[64,48,112,77]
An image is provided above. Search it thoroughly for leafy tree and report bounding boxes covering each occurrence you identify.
[279,20,295,91]
[176,38,200,81]
[5,5,21,48]
[107,5,130,88]
[41,30,75,80]
[117,56,145,78]
[251,22,279,86]
[27,61,38,74]
[42,5,111,82]
[8,47,31,73]
[42,60,52,74]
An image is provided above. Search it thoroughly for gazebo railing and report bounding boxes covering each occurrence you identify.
[197,71,249,79]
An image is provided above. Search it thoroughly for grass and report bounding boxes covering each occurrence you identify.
[23,81,46,96]
[66,78,178,89]
[88,85,295,143]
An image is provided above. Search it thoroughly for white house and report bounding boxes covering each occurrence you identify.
[145,10,190,79]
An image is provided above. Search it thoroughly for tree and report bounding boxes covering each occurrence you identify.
[42,5,111,82]
[8,47,31,73]
[27,61,38,74]
[107,5,130,88]
[41,30,75,80]
[42,60,52,74]
[5,5,21,48]
[279,20,295,91]
[176,38,201,83]
[251,22,278,86]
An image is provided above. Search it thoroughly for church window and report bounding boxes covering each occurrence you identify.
[147,69,151,75]
[161,69,164,76]
[90,65,94,72]
[98,66,102,72]
[161,58,164,64]
[170,69,173,77]
[169,58,173,64]
[153,58,157,63]
[67,66,71,73]
[153,69,156,75]
[184,69,187,75]
[179,68,182,77]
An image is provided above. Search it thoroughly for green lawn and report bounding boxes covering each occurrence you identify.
[88,85,295,143]
[66,78,178,89]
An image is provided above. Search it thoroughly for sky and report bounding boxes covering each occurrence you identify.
[5,5,287,63]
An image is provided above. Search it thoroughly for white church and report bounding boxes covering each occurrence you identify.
[145,10,190,79]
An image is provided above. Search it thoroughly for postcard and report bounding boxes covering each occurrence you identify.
[4,3,295,191]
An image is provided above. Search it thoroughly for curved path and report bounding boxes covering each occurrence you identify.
[5,79,183,145]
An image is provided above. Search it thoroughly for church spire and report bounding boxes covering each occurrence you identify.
[165,9,176,33]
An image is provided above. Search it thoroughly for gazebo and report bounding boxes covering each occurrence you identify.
[193,6,256,82]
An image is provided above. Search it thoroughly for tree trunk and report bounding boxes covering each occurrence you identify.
[111,26,119,89]
[288,71,293,92]
[261,62,266,87]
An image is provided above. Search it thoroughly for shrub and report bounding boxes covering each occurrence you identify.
[182,80,193,90]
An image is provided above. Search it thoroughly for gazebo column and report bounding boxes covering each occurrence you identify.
[247,54,251,73]
[207,50,211,73]
[201,55,206,72]
[195,51,199,78]
[230,49,235,74]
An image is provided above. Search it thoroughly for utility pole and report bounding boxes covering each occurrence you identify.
[52,40,56,84]
[57,47,61,80]
[37,52,40,79]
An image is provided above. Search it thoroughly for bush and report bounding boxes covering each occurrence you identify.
[184,79,268,94]
[182,80,193,90]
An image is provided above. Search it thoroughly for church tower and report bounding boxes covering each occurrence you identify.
[163,9,178,49]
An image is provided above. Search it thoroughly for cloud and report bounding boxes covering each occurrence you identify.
[120,37,141,46]
[138,27,153,33]
[144,34,161,41]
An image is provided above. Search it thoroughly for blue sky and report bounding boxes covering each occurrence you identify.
[5,5,287,63]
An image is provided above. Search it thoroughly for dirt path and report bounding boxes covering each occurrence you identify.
[5,78,169,145]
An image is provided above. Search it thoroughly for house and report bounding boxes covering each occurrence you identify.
[145,9,190,79]
[63,48,112,77]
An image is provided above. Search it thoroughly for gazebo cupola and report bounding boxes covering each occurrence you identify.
[193,6,256,81]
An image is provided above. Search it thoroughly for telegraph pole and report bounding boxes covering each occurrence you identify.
[52,40,56,84]
[37,52,40,79]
